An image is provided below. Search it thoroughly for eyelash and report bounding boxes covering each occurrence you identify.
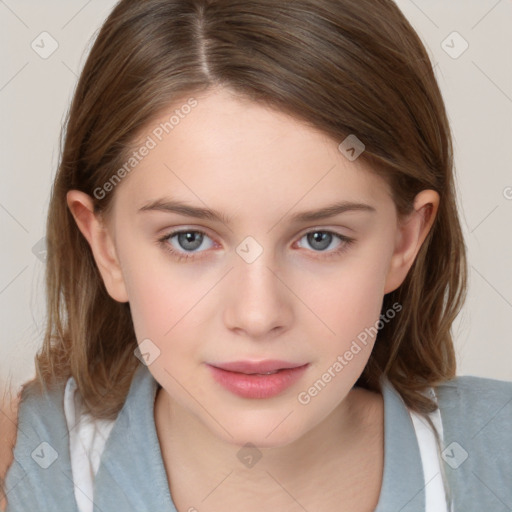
[157,228,355,262]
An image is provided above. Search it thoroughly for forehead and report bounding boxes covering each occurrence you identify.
[112,88,392,218]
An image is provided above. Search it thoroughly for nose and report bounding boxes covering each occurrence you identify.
[222,249,293,339]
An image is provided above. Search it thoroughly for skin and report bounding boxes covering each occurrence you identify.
[67,87,439,511]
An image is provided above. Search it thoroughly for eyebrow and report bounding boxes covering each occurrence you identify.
[138,198,376,224]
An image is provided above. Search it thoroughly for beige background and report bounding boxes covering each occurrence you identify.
[1,0,511,392]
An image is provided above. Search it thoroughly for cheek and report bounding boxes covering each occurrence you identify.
[301,255,389,340]
[126,267,201,341]
[125,265,207,387]
[294,255,391,401]
[118,239,190,339]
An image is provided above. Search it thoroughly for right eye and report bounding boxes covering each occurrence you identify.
[158,229,216,261]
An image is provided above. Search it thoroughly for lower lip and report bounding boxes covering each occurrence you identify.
[207,363,310,399]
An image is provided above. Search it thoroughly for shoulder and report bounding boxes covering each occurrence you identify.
[435,375,512,467]
[14,377,70,440]
[2,377,79,511]
[435,374,512,432]
[434,376,512,508]
[436,374,512,415]
[438,373,512,394]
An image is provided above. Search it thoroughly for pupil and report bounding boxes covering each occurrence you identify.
[179,232,203,250]
[308,231,331,251]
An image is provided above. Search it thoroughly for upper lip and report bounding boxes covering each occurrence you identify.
[208,360,309,374]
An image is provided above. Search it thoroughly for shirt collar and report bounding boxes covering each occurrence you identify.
[374,373,426,511]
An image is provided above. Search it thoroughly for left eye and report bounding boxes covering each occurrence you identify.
[297,231,347,252]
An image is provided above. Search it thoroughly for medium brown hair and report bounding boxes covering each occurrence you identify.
[22,0,467,420]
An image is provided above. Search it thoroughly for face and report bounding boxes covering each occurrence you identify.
[79,87,426,448]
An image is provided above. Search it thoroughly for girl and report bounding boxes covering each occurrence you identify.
[2,0,511,511]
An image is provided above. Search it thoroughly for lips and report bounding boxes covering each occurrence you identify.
[209,360,308,375]
[207,361,310,399]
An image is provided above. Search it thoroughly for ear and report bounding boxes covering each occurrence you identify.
[384,189,439,294]
[66,190,129,303]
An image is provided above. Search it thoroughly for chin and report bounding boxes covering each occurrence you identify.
[209,412,308,449]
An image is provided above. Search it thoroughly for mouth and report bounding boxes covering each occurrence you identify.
[206,360,310,399]
[208,360,309,375]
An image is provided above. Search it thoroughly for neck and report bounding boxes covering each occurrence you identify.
[154,385,384,511]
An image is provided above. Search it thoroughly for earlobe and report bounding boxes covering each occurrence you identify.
[384,190,439,294]
[66,190,129,303]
